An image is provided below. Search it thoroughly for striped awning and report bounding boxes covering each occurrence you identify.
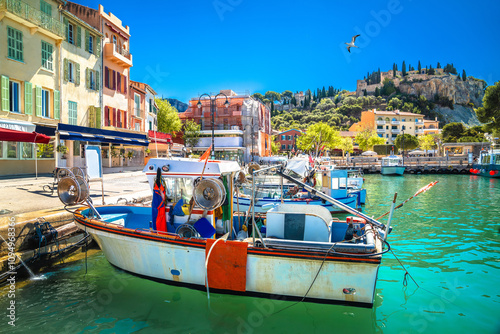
[57,124,149,147]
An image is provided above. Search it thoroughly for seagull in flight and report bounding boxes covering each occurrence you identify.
[345,34,360,53]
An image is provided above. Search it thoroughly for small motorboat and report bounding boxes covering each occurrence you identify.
[57,158,394,308]
[381,155,405,176]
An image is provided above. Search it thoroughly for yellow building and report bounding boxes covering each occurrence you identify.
[59,9,103,169]
[349,109,425,144]
[0,0,64,175]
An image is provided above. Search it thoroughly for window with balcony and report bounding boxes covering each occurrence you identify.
[68,101,77,125]
[377,126,383,129]
[41,41,53,71]
[282,145,285,150]
[401,118,406,122]
[40,0,51,16]
[392,126,397,129]
[7,27,23,62]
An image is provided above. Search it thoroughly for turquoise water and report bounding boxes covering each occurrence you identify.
[1,174,499,333]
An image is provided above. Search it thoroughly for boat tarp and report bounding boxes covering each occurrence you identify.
[286,159,310,177]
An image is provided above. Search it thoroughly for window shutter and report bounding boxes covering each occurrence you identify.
[95,107,101,128]
[104,66,109,88]
[117,74,121,93]
[75,63,80,86]
[24,81,33,115]
[112,70,116,90]
[54,90,60,119]
[85,68,90,89]
[112,108,117,127]
[85,30,89,52]
[123,110,127,129]
[77,25,82,48]
[117,109,121,127]
[63,17,68,41]
[35,85,42,117]
[95,70,100,91]
[95,36,101,55]
[88,106,95,128]
[124,76,127,94]
[63,58,68,82]
[1,76,9,112]
[104,106,109,126]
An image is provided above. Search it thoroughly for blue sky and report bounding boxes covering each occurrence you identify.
[82,0,500,103]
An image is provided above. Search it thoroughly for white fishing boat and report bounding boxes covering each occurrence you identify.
[381,156,405,176]
[57,158,393,308]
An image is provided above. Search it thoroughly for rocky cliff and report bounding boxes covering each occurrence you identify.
[433,105,481,126]
[398,75,486,106]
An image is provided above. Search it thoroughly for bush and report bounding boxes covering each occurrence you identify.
[373,144,398,155]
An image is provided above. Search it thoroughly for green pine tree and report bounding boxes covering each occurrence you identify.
[462,69,467,81]
[418,61,422,73]
[402,61,407,76]
[437,62,441,69]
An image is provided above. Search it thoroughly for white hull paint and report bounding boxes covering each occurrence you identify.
[78,222,380,306]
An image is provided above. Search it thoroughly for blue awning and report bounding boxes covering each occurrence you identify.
[57,124,149,147]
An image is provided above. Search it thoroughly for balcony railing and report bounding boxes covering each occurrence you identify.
[391,120,400,125]
[391,129,401,134]
[376,128,385,133]
[415,129,424,134]
[104,43,132,67]
[376,120,386,125]
[0,0,65,37]
[415,120,424,125]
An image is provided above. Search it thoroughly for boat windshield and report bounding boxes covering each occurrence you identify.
[382,158,401,166]
[481,154,491,164]
[164,177,195,203]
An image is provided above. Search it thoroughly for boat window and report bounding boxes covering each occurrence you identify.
[165,177,195,203]
[481,155,490,164]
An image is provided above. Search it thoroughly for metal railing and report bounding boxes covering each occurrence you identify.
[0,0,65,37]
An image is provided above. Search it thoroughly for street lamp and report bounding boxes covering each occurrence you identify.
[197,93,230,159]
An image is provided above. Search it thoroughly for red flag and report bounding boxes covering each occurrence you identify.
[198,146,212,162]
[309,155,314,164]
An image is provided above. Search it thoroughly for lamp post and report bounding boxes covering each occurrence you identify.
[197,93,230,160]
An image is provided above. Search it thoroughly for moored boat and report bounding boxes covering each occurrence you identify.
[57,158,392,308]
[471,149,500,178]
[381,156,405,176]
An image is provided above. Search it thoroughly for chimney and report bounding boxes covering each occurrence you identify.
[435,116,438,121]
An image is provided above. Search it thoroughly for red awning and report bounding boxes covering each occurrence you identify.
[148,130,172,144]
[0,128,51,143]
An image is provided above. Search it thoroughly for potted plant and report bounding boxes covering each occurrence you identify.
[145,148,151,157]
[57,144,68,159]
[110,146,118,158]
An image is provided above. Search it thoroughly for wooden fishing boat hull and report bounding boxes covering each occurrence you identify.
[381,166,405,175]
[75,208,381,308]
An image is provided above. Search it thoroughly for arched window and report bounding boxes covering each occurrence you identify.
[113,35,117,44]
[385,117,390,122]
[401,118,406,122]
[392,118,397,122]
[377,117,383,121]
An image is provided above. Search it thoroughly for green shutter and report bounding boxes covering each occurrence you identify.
[35,85,42,117]
[63,17,68,41]
[1,75,9,112]
[24,81,32,115]
[95,70,100,91]
[63,58,68,81]
[77,26,82,48]
[85,68,90,89]
[54,90,60,120]
[75,63,80,86]
[95,36,101,55]
[95,107,101,128]
[85,30,89,52]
